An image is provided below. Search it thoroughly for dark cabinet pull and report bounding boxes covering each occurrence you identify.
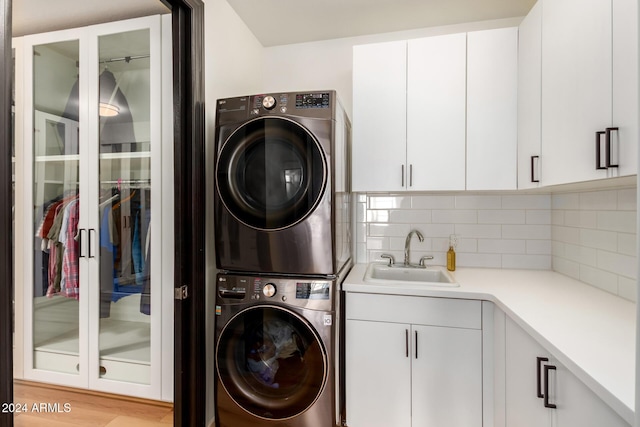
[414,330,418,359]
[405,329,409,357]
[401,165,405,187]
[544,365,557,409]
[530,155,540,183]
[606,127,619,168]
[88,229,96,258]
[78,229,86,258]
[595,131,606,170]
[536,357,549,398]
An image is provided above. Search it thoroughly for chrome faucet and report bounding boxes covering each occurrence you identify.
[404,229,424,266]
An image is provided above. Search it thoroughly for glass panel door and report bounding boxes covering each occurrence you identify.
[31,39,81,375]
[97,28,152,385]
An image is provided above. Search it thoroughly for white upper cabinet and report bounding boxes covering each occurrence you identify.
[540,0,637,186]
[407,33,466,191]
[353,28,518,192]
[352,40,407,192]
[467,27,518,191]
[611,0,638,178]
[517,1,542,189]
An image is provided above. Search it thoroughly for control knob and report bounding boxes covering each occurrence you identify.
[262,95,276,110]
[263,283,277,297]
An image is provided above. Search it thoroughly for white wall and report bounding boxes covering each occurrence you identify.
[261,17,522,118]
[203,1,264,424]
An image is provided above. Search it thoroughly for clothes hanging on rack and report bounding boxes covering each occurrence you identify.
[35,194,80,299]
[99,186,151,317]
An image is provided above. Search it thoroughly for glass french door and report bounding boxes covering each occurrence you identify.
[22,15,169,400]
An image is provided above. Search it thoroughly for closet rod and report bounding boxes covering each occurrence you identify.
[101,179,151,184]
[100,54,150,64]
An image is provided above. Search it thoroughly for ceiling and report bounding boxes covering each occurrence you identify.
[13,0,536,45]
[12,0,169,37]
[227,0,537,47]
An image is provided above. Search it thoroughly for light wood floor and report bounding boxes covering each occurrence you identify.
[12,381,173,426]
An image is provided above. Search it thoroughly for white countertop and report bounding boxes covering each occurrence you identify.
[343,263,636,424]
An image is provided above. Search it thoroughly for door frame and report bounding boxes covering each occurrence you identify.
[0,0,206,426]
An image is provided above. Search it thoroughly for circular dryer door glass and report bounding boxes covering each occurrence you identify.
[216,306,328,420]
[216,117,326,230]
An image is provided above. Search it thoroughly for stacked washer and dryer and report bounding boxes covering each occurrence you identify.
[212,91,352,427]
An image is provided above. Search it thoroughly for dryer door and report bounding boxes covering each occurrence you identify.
[216,116,327,231]
[216,305,328,420]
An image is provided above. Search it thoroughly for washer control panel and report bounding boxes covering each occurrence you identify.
[216,274,333,310]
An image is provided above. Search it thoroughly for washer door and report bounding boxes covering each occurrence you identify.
[216,306,328,420]
[216,116,327,230]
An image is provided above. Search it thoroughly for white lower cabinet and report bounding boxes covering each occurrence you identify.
[504,317,629,427]
[345,293,482,427]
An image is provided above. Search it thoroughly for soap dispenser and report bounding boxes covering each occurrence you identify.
[447,234,458,271]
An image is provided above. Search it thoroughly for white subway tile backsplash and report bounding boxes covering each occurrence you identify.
[502,224,551,240]
[478,239,526,254]
[432,209,478,224]
[411,195,455,209]
[455,195,502,209]
[357,188,635,301]
[580,190,618,210]
[618,277,637,302]
[597,250,636,279]
[579,228,617,252]
[502,194,551,209]
[616,188,637,211]
[388,209,431,224]
[368,223,411,237]
[455,224,502,239]
[596,211,637,233]
[478,210,525,224]
[526,210,551,225]
[564,210,597,229]
[579,265,619,295]
[552,193,580,210]
[457,252,502,268]
[617,233,636,257]
[369,195,411,209]
[526,240,552,255]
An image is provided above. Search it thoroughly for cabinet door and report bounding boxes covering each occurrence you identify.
[554,363,630,427]
[352,41,407,192]
[467,27,518,190]
[412,324,482,427]
[407,33,466,190]
[346,319,411,427]
[505,317,552,427]
[612,0,638,178]
[517,1,542,189]
[24,32,86,389]
[541,0,611,185]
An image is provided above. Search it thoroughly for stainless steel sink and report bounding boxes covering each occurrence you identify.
[363,263,459,287]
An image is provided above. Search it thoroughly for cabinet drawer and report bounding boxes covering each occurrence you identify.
[346,293,481,329]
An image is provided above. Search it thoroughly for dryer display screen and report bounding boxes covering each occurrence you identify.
[296,282,330,299]
[295,93,330,109]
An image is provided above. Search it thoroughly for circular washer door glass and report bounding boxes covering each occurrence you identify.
[216,306,327,420]
[216,116,327,230]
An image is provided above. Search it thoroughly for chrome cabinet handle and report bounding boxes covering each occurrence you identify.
[414,330,418,359]
[401,164,405,187]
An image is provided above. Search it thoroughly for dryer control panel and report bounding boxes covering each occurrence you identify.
[216,274,334,311]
